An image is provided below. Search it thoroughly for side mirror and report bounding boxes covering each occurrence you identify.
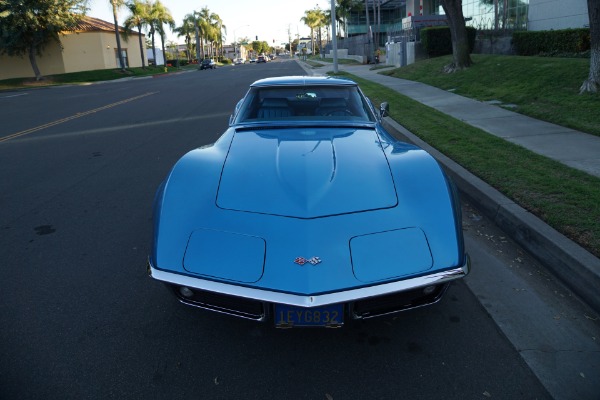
[380,102,389,118]
[229,99,244,125]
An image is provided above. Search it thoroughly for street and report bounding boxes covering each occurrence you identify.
[0,59,597,399]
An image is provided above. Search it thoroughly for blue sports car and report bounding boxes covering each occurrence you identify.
[148,76,470,328]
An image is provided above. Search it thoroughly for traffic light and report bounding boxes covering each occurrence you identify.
[255,36,258,41]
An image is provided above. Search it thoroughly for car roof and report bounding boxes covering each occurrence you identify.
[250,76,358,88]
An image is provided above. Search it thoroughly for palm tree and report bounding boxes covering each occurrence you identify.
[146,0,174,66]
[196,7,212,59]
[110,0,127,72]
[301,9,320,55]
[174,14,196,62]
[149,0,174,67]
[313,8,327,55]
[124,0,150,68]
[210,13,226,60]
[146,1,158,64]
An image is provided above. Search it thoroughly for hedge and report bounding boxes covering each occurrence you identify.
[421,26,477,57]
[512,28,591,56]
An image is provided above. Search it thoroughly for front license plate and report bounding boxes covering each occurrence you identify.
[274,303,344,328]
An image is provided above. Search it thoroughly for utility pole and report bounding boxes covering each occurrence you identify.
[331,0,338,73]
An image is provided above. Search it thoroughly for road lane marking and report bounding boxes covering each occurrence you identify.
[7,112,233,143]
[1,93,29,99]
[0,91,158,143]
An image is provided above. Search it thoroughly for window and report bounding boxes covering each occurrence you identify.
[235,86,376,123]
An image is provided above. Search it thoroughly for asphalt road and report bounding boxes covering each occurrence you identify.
[0,59,590,399]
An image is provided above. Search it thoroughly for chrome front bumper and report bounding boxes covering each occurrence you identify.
[148,255,470,317]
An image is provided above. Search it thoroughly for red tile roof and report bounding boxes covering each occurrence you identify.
[74,16,130,34]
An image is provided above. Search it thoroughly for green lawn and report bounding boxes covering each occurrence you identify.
[381,54,600,137]
[335,70,600,258]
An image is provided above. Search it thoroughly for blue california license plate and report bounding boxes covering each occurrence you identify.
[274,303,344,328]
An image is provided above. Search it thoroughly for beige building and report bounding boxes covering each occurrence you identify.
[0,16,147,80]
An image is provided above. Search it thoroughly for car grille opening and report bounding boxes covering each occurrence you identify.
[170,284,266,321]
[351,283,449,319]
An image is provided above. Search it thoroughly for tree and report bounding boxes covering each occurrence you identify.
[195,7,212,59]
[174,14,196,62]
[580,0,599,94]
[0,0,87,80]
[251,40,269,55]
[148,0,174,67]
[364,0,373,61]
[337,0,363,38]
[312,8,327,55]
[124,0,150,69]
[440,0,473,72]
[301,9,320,55]
[210,13,225,60]
[329,0,347,38]
[110,0,127,72]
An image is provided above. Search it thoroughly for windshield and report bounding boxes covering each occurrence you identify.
[234,85,377,124]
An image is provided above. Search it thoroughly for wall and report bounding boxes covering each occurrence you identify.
[326,48,365,64]
[0,41,66,80]
[61,32,111,71]
[0,30,146,80]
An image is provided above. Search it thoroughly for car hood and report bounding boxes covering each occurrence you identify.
[216,128,397,218]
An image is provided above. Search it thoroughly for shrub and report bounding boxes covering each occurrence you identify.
[421,26,476,57]
[512,28,590,56]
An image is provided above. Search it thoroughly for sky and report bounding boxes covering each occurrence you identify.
[87,0,318,47]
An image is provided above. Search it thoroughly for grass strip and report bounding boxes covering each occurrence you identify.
[338,71,600,258]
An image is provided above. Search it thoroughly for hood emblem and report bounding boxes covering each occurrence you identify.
[294,256,322,266]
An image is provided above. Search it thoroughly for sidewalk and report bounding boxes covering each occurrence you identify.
[318,62,600,177]
[298,60,600,312]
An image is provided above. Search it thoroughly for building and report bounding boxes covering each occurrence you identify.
[222,44,248,61]
[337,0,589,64]
[0,16,147,80]
[344,0,589,44]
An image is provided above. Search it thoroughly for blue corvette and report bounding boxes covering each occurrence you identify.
[148,76,470,328]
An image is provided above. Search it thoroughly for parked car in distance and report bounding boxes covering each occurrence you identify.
[233,58,246,65]
[249,58,257,63]
[200,58,217,70]
[257,55,267,63]
[148,76,470,328]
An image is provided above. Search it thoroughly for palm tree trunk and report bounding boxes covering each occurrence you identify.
[150,28,157,65]
[160,31,167,67]
[112,3,126,72]
[137,23,146,68]
[195,24,200,64]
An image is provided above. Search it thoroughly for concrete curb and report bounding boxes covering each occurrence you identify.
[383,118,600,313]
